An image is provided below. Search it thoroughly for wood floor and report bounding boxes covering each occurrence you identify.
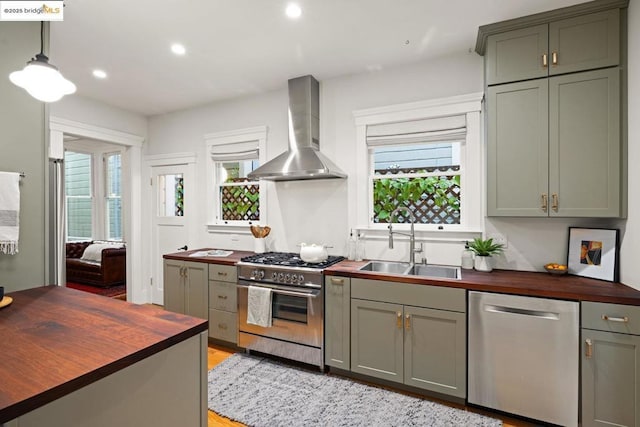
[206,344,537,427]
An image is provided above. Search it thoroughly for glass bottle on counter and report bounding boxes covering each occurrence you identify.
[347,229,357,261]
[355,231,365,262]
[461,241,474,270]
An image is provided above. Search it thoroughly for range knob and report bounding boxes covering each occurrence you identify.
[278,273,284,282]
[298,274,304,283]
[291,274,297,283]
[285,273,291,283]
[256,270,265,280]
[272,272,278,281]
[252,269,259,279]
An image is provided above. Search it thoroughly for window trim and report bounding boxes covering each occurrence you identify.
[353,93,484,237]
[104,151,123,240]
[204,126,268,231]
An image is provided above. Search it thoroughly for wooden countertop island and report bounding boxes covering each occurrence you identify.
[0,286,208,427]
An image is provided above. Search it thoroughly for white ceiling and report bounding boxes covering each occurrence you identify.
[50,0,586,116]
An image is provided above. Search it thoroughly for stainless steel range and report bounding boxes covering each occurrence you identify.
[237,252,344,368]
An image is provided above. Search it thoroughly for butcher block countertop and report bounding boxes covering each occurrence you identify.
[163,248,640,306]
[326,259,640,306]
[0,286,208,423]
[163,248,254,265]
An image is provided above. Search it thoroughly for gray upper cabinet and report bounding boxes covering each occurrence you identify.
[487,79,549,216]
[485,9,620,85]
[481,2,625,218]
[549,9,620,76]
[549,68,620,217]
[486,25,548,85]
[488,68,620,217]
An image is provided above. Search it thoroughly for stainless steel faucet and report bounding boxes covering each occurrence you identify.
[388,206,423,266]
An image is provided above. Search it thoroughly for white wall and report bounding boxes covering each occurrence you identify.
[146,35,640,291]
[50,95,148,138]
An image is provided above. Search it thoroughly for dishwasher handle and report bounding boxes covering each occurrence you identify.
[485,304,559,320]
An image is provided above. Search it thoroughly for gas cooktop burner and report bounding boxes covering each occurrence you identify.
[241,252,344,269]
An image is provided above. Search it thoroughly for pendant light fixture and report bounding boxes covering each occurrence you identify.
[9,21,76,103]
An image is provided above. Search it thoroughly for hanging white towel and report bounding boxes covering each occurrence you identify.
[0,172,20,255]
[247,286,272,328]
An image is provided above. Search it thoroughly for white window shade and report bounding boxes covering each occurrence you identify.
[367,115,466,146]
[210,140,259,161]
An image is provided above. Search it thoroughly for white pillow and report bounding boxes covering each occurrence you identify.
[81,243,115,262]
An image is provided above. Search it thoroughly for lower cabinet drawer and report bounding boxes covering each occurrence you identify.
[209,309,237,343]
[582,302,640,335]
[209,280,237,312]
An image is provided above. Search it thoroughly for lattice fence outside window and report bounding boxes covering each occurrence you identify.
[372,166,460,225]
[220,178,259,221]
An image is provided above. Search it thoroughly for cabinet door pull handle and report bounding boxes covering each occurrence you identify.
[542,53,548,68]
[405,314,411,331]
[217,295,228,300]
[180,266,185,278]
[396,312,402,329]
[330,278,344,285]
[551,193,558,212]
[552,51,558,65]
[602,315,629,323]
[217,272,227,277]
[585,338,593,358]
[218,323,228,330]
[541,194,548,211]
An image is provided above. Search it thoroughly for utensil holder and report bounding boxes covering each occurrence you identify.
[254,238,265,254]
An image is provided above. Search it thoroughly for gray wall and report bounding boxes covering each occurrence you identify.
[0,22,48,291]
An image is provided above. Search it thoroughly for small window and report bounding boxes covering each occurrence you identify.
[157,173,184,217]
[372,142,461,225]
[104,152,122,239]
[205,126,267,228]
[65,151,92,241]
[217,160,260,222]
[355,93,483,232]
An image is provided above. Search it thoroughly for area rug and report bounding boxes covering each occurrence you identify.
[66,282,126,299]
[208,353,501,427]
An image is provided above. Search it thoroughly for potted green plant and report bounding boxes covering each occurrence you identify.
[468,237,504,272]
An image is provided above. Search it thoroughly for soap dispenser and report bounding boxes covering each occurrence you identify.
[461,241,474,270]
[347,229,357,261]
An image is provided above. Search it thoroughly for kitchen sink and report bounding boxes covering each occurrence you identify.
[405,264,461,280]
[358,261,410,275]
[358,261,461,280]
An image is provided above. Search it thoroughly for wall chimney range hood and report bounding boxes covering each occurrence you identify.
[247,75,347,181]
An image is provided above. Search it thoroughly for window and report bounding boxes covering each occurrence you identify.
[205,126,267,228]
[65,151,92,241]
[372,142,461,225]
[217,160,260,222]
[157,173,184,217]
[354,93,483,232]
[104,152,122,239]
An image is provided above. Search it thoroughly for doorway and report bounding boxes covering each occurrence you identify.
[49,117,144,302]
[149,161,194,305]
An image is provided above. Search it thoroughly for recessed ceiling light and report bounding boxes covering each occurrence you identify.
[285,3,302,19]
[92,69,107,79]
[171,43,186,55]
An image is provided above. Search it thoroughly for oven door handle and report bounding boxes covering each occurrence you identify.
[237,282,321,299]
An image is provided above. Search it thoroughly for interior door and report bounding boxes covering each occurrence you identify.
[151,164,192,305]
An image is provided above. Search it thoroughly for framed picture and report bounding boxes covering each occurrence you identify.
[567,227,619,282]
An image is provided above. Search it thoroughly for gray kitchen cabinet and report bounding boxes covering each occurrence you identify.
[487,68,620,217]
[581,302,640,427]
[325,275,351,369]
[486,9,620,85]
[350,278,466,398]
[163,259,208,320]
[208,264,238,343]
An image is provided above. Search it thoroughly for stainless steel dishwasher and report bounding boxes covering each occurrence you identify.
[468,291,579,426]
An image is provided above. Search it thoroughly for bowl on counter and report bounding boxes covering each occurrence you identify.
[544,263,568,275]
